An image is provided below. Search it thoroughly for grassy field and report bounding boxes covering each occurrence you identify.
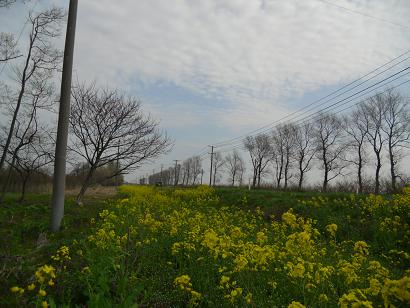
[1,186,409,307]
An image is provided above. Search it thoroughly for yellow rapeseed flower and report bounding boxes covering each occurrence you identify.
[38,289,47,296]
[318,294,328,303]
[326,223,337,237]
[27,283,35,291]
[354,241,369,256]
[288,301,306,308]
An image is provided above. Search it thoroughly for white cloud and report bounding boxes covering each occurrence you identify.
[70,0,410,131]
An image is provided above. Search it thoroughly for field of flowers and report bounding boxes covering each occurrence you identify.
[3,186,410,307]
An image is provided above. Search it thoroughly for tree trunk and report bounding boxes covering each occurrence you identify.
[323,166,329,192]
[19,174,30,203]
[322,145,328,192]
[257,163,262,187]
[76,166,96,205]
[357,150,363,194]
[298,161,304,190]
[0,156,17,203]
[357,162,363,194]
[0,37,34,171]
[284,158,289,189]
[182,171,186,186]
[252,167,257,188]
[375,152,381,194]
[388,140,396,192]
[186,168,190,186]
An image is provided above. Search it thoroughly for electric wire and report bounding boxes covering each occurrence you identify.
[212,51,410,148]
[214,67,409,151]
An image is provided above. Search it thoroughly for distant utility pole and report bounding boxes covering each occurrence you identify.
[200,169,204,185]
[50,0,78,232]
[160,164,163,184]
[209,145,214,186]
[174,160,179,186]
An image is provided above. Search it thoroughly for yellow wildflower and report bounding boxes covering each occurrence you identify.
[10,286,24,294]
[282,210,298,228]
[27,283,36,291]
[245,292,253,304]
[318,294,328,303]
[354,241,369,256]
[38,289,47,296]
[326,223,337,237]
[288,301,306,308]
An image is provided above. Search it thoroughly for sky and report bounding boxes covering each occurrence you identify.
[1,0,410,185]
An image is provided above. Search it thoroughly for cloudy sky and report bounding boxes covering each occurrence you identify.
[1,0,410,183]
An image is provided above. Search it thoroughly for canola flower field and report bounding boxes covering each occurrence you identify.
[2,186,410,307]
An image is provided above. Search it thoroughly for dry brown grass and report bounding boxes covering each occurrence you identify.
[65,185,119,198]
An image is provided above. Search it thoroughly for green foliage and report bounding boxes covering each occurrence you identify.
[1,186,409,307]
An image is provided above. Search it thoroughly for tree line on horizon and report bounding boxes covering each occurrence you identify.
[149,89,409,194]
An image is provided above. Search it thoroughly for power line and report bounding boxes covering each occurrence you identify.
[316,0,410,31]
[215,67,409,151]
[158,74,409,182]
[215,60,409,149]
[214,77,410,155]
[213,50,410,148]
[178,51,410,166]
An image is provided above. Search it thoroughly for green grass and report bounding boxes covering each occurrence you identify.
[1,186,409,307]
[215,187,400,251]
[0,191,118,306]
[215,186,355,220]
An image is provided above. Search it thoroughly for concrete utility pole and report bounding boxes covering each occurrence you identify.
[174,160,179,186]
[209,145,214,186]
[50,0,78,232]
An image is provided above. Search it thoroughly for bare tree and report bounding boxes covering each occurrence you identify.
[181,159,190,185]
[294,122,316,190]
[381,89,410,192]
[272,124,295,189]
[343,107,369,193]
[190,156,202,185]
[13,130,53,201]
[244,134,272,187]
[361,95,386,194]
[237,157,245,186]
[272,149,283,188]
[0,0,17,7]
[224,150,243,186]
[0,71,54,202]
[0,32,20,62]
[212,152,225,186]
[313,113,346,192]
[0,7,64,171]
[69,83,172,204]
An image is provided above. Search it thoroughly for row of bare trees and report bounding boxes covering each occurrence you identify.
[148,156,203,186]
[148,150,247,187]
[242,89,409,193]
[0,5,171,203]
